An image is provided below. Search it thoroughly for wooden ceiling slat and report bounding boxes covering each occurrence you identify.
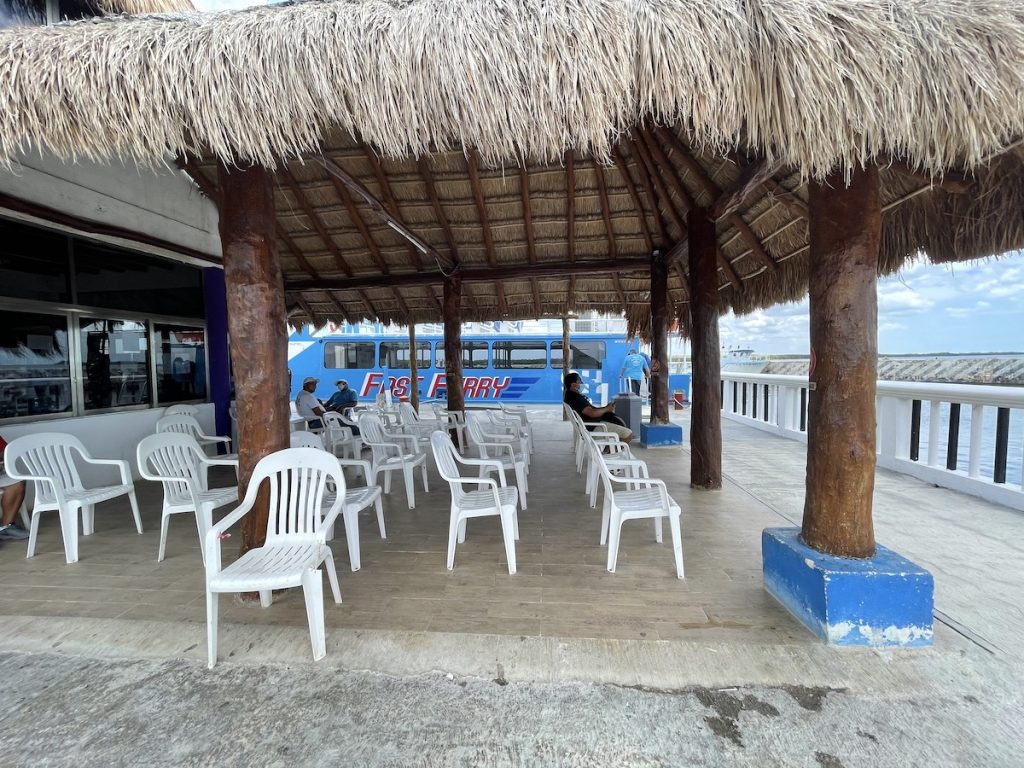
[518,166,543,316]
[593,164,627,313]
[630,132,687,237]
[711,158,785,222]
[611,147,655,253]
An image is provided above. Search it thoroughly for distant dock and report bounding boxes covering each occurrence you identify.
[762,354,1024,385]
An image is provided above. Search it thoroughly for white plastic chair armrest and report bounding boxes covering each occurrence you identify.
[202,456,240,468]
[452,473,505,509]
[83,456,132,485]
[205,498,256,572]
[454,455,508,486]
[337,458,373,478]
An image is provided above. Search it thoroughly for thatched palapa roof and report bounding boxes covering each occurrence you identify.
[1,0,1022,330]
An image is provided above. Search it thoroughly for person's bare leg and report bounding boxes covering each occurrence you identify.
[623,434,635,444]
[1,482,26,526]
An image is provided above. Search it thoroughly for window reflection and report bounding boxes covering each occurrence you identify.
[0,311,72,418]
[155,325,207,404]
[80,319,151,410]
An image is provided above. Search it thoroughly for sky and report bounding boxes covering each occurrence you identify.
[191,0,1024,356]
[719,252,1024,355]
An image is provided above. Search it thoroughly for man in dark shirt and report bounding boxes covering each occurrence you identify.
[563,372,633,443]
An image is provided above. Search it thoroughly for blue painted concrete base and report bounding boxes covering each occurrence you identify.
[639,422,684,448]
[762,527,934,647]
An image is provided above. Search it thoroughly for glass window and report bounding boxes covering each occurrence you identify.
[79,319,151,410]
[155,325,207,404]
[323,342,375,369]
[493,341,546,369]
[380,342,431,369]
[551,341,606,369]
[74,240,204,318]
[0,310,72,419]
[435,342,489,369]
[0,219,71,303]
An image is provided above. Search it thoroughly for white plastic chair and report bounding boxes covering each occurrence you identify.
[137,432,239,563]
[358,414,428,509]
[290,431,385,572]
[581,428,648,509]
[204,448,345,667]
[398,402,436,444]
[157,414,233,456]
[430,403,468,453]
[483,410,532,464]
[430,431,519,575]
[322,411,360,459]
[466,416,528,510]
[164,404,199,416]
[4,433,142,564]
[590,440,684,579]
[498,403,534,453]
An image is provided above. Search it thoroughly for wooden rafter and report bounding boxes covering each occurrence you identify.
[321,160,414,318]
[466,150,508,315]
[656,128,776,274]
[280,166,354,278]
[417,157,466,317]
[286,257,651,292]
[361,149,425,272]
[761,177,809,218]
[593,164,627,312]
[630,133,687,235]
[611,148,655,253]
[567,152,577,309]
[623,141,671,245]
[294,294,320,327]
[885,157,972,194]
[637,128,697,213]
[711,158,785,222]
[519,166,543,317]
[275,222,320,280]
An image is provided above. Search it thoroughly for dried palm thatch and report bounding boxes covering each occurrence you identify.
[1,0,1023,331]
[96,0,194,14]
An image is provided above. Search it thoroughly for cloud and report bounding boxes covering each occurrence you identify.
[878,285,932,314]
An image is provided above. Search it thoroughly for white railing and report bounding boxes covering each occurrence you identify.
[720,372,1024,511]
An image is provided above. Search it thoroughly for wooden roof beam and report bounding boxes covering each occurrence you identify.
[276,222,320,280]
[358,149,425,272]
[885,157,973,194]
[466,150,507,315]
[611,147,655,253]
[637,127,697,213]
[286,257,652,292]
[655,128,777,274]
[519,166,543,317]
[623,140,671,246]
[593,164,627,312]
[711,157,785,222]
[281,166,354,277]
[630,132,688,235]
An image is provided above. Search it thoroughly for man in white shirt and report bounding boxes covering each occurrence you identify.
[295,376,326,430]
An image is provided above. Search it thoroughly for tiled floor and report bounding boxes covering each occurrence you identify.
[0,407,812,644]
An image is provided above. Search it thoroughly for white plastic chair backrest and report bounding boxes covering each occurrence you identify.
[250,448,345,543]
[137,432,205,504]
[157,414,206,439]
[358,413,401,464]
[290,431,326,450]
[4,432,89,505]
[399,402,420,426]
[321,411,351,442]
[164,404,198,416]
[588,439,619,499]
[430,431,465,494]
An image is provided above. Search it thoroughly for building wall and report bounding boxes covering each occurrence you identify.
[0,150,220,261]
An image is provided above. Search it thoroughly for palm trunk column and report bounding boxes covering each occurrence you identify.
[650,251,670,424]
[802,166,880,557]
[687,207,722,489]
[408,322,420,412]
[216,161,290,555]
[443,277,465,436]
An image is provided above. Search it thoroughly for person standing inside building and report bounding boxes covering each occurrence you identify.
[620,348,649,396]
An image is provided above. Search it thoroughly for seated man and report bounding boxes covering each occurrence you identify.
[0,435,29,542]
[324,379,360,435]
[563,372,633,443]
[295,376,326,430]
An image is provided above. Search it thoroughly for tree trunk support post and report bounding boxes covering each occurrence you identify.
[408,322,420,412]
[802,166,880,558]
[650,250,670,424]
[443,277,465,440]
[217,161,290,555]
[687,208,722,488]
[763,165,932,648]
[561,316,571,420]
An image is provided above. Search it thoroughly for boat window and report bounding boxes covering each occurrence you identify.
[379,342,431,369]
[79,318,151,411]
[154,325,207,404]
[551,341,606,369]
[435,342,489,369]
[323,342,375,369]
[493,341,546,369]
[0,310,73,419]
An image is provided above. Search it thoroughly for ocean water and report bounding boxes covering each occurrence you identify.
[916,401,1024,487]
